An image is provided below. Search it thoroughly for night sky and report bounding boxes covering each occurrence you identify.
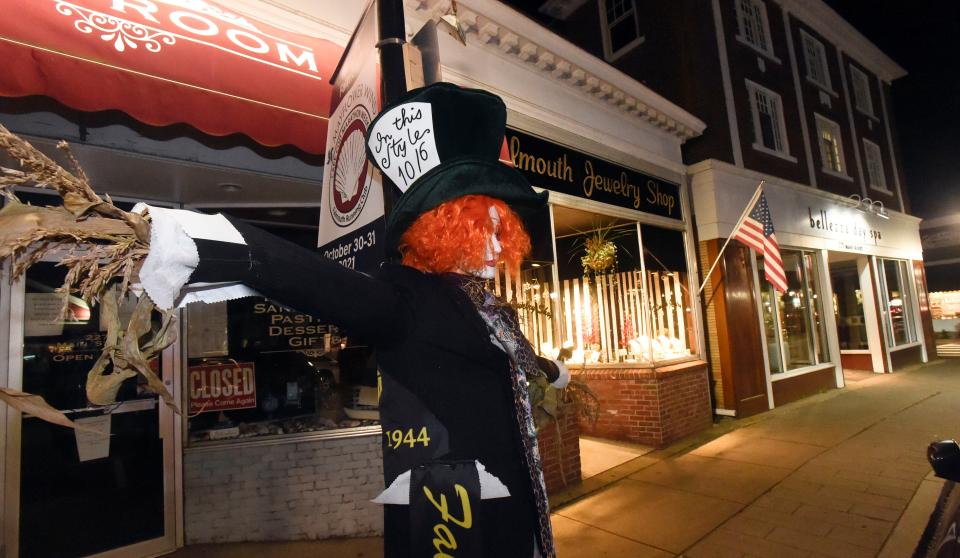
[824,1,960,220]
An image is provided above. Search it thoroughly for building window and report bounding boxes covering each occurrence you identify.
[863,139,888,192]
[736,0,774,56]
[815,114,846,176]
[850,65,874,117]
[504,205,695,365]
[878,258,918,346]
[186,297,380,444]
[746,80,790,157]
[759,249,830,374]
[599,0,644,61]
[800,30,831,92]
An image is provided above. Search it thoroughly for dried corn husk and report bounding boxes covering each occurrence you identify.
[0,123,184,427]
[0,388,104,434]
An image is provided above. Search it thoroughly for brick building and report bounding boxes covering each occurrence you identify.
[0,0,714,555]
[505,0,930,416]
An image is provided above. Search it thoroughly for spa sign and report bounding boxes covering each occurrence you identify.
[506,129,681,220]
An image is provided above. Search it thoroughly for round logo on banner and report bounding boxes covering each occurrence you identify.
[329,105,373,227]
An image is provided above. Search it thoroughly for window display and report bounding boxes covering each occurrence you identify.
[759,249,829,373]
[498,205,695,365]
[878,258,918,346]
[185,296,378,444]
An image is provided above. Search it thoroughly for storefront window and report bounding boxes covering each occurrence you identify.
[185,297,379,444]
[878,258,918,346]
[503,205,694,365]
[640,225,696,361]
[759,249,829,373]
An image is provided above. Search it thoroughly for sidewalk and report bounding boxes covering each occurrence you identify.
[171,359,959,557]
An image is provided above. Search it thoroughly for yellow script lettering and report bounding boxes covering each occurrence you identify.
[423,484,473,529]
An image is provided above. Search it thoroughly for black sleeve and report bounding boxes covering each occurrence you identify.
[535,356,560,383]
[189,216,405,344]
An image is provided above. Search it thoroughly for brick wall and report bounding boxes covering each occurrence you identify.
[184,423,580,544]
[574,362,712,447]
[184,432,384,543]
[537,402,581,494]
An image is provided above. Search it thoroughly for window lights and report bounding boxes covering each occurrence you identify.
[746,80,790,157]
[736,0,774,56]
[815,114,846,176]
[800,30,831,92]
[599,0,643,61]
[500,205,695,365]
[850,65,874,117]
[863,139,888,192]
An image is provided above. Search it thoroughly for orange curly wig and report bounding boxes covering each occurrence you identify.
[399,194,531,274]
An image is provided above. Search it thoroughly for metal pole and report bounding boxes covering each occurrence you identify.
[376,0,408,222]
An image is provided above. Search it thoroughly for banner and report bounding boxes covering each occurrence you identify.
[318,0,384,274]
[188,362,257,414]
[410,461,482,558]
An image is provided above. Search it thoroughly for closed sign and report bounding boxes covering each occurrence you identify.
[188,363,257,414]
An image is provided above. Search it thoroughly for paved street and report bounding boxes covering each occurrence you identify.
[172,358,959,558]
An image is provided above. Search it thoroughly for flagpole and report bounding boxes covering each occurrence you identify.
[697,180,765,295]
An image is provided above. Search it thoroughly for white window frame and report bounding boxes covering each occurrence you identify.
[735,0,777,61]
[799,29,833,94]
[599,0,644,62]
[850,65,875,117]
[877,258,919,347]
[863,138,890,193]
[746,80,795,161]
[814,114,849,179]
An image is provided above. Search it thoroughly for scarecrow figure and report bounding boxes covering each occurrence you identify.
[134,83,568,557]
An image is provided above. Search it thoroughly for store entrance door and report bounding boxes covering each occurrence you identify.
[828,253,883,373]
[4,262,179,558]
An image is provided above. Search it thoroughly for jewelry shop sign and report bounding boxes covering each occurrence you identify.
[505,129,681,220]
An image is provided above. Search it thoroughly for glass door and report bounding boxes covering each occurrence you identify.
[830,260,869,350]
[9,262,178,558]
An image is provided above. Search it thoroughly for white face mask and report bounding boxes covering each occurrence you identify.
[471,205,502,279]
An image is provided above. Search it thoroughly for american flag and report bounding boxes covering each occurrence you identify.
[732,192,787,293]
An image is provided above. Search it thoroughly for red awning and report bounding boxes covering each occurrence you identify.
[0,0,343,155]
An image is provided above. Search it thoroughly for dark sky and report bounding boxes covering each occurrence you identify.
[824,1,960,219]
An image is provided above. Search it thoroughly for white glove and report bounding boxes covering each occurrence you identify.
[550,360,570,389]
[133,204,250,310]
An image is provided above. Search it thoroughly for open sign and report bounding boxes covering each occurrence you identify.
[188,363,257,414]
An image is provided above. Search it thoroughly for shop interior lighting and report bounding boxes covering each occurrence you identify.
[847,194,889,219]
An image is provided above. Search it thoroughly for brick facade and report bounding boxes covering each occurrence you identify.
[184,419,582,544]
[574,361,712,447]
[536,402,582,494]
[184,432,384,544]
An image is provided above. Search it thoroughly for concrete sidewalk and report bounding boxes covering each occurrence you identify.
[171,359,959,557]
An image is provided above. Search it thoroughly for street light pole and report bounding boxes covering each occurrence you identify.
[375,0,407,228]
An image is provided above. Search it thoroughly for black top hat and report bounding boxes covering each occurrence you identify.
[365,82,548,259]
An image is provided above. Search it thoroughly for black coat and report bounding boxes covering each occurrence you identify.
[192,218,545,558]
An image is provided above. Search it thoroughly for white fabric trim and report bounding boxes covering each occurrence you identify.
[133,204,249,310]
[371,460,511,505]
[135,205,200,310]
[550,360,570,389]
[176,283,261,307]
